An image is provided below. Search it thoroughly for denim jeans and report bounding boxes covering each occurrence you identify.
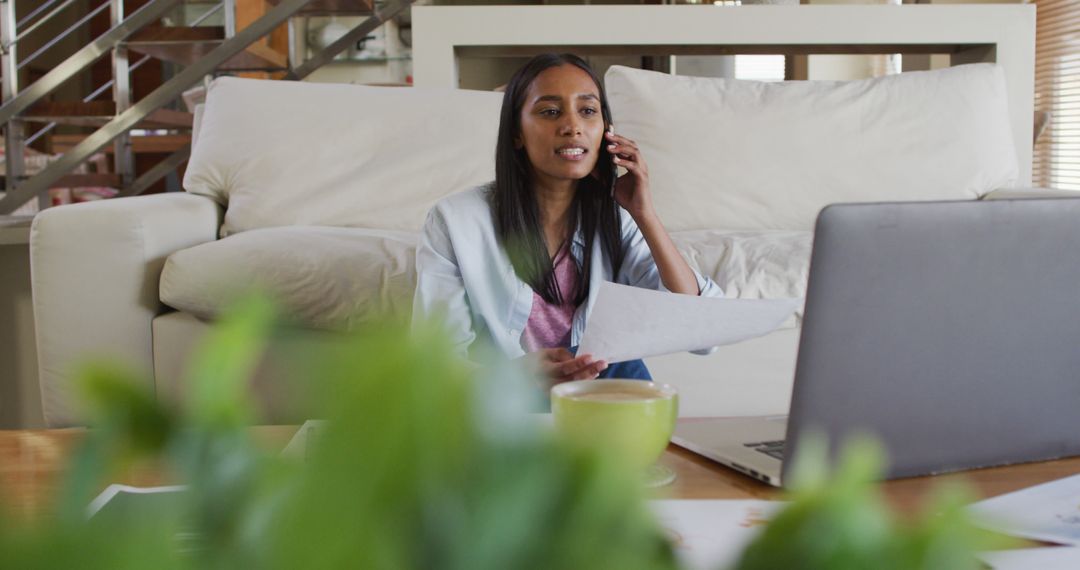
[568,346,652,381]
[532,348,653,412]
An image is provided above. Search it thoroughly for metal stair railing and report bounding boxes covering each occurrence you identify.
[1,0,26,205]
[0,0,416,213]
[1,0,184,210]
[119,0,416,198]
[25,0,220,149]
[1,0,306,212]
[0,0,182,126]
[0,0,225,209]
[18,1,111,76]
[117,0,416,199]
[14,0,72,32]
[119,140,191,198]
[286,0,413,81]
[0,0,248,213]
[23,51,154,149]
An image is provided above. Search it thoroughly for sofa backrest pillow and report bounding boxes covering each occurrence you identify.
[604,63,1019,232]
[183,77,503,236]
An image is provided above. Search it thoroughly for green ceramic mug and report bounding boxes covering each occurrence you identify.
[550,379,679,471]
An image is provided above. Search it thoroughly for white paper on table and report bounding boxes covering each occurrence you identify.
[968,473,1080,546]
[649,499,786,570]
[577,282,800,363]
[280,419,328,460]
[979,547,1080,569]
[87,484,187,518]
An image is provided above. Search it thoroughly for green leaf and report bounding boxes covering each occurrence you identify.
[184,294,277,430]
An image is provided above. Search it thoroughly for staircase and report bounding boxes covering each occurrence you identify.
[0,0,413,214]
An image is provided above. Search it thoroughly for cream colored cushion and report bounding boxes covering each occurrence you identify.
[605,64,1019,232]
[673,229,811,305]
[160,226,418,330]
[183,77,503,236]
[161,225,808,331]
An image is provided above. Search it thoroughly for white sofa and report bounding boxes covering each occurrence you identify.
[32,63,1062,427]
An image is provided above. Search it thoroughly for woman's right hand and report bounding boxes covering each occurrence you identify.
[525,348,608,386]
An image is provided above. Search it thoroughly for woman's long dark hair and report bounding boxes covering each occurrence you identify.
[492,53,625,306]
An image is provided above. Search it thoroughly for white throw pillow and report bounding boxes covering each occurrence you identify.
[160,226,418,330]
[605,64,1019,231]
[183,77,503,236]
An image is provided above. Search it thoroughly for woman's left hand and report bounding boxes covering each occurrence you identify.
[607,128,656,222]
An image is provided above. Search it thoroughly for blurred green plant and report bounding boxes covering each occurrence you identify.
[734,434,1012,570]
[0,297,676,570]
[0,296,1005,570]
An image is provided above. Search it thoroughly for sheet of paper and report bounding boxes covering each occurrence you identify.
[979,547,1080,569]
[87,484,187,518]
[968,473,1080,546]
[280,419,327,460]
[649,499,786,570]
[577,282,800,363]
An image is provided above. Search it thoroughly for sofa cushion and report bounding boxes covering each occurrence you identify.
[672,229,811,319]
[161,225,808,330]
[605,64,1019,232]
[160,226,418,330]
[183,77,503,236]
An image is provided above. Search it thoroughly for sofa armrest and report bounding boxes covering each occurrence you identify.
[31,193,223,427]
[982,187,1080,200]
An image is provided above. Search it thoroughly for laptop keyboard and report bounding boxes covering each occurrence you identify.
[745,440,785,460]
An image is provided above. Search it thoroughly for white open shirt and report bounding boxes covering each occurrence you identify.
[412,183,724,360]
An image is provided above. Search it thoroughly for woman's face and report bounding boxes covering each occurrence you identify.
[516,64,605,189]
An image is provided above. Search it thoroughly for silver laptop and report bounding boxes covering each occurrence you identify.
[672,198,1080,488]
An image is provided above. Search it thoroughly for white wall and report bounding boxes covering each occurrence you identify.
[804,0,892,80]
[0,243,44,428]
[806,0,1026,79]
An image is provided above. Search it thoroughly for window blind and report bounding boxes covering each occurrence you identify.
[1033,0,1080,190]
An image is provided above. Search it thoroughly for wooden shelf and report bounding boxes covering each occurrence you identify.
[0,173,122,190]
[456,43,984,59]
[56,173,123,187]
[51,134,192,155]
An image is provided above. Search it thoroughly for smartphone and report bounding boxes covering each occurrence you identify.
[607,124,618,196]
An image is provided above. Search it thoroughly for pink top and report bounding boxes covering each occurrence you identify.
[520,244,580,352]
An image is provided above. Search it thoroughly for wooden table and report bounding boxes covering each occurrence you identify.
[0,426,299,521]
[4,425,1080,523]
[660,441,1080,517]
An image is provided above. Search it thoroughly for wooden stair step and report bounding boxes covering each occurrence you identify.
[125,26,287,71]
[56,173,122,188]
[51,133,192,155]
[0,173,122,189]
[25,101,193,129]
[265,0,373,15]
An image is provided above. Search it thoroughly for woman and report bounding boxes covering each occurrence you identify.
[413,53,723,385]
